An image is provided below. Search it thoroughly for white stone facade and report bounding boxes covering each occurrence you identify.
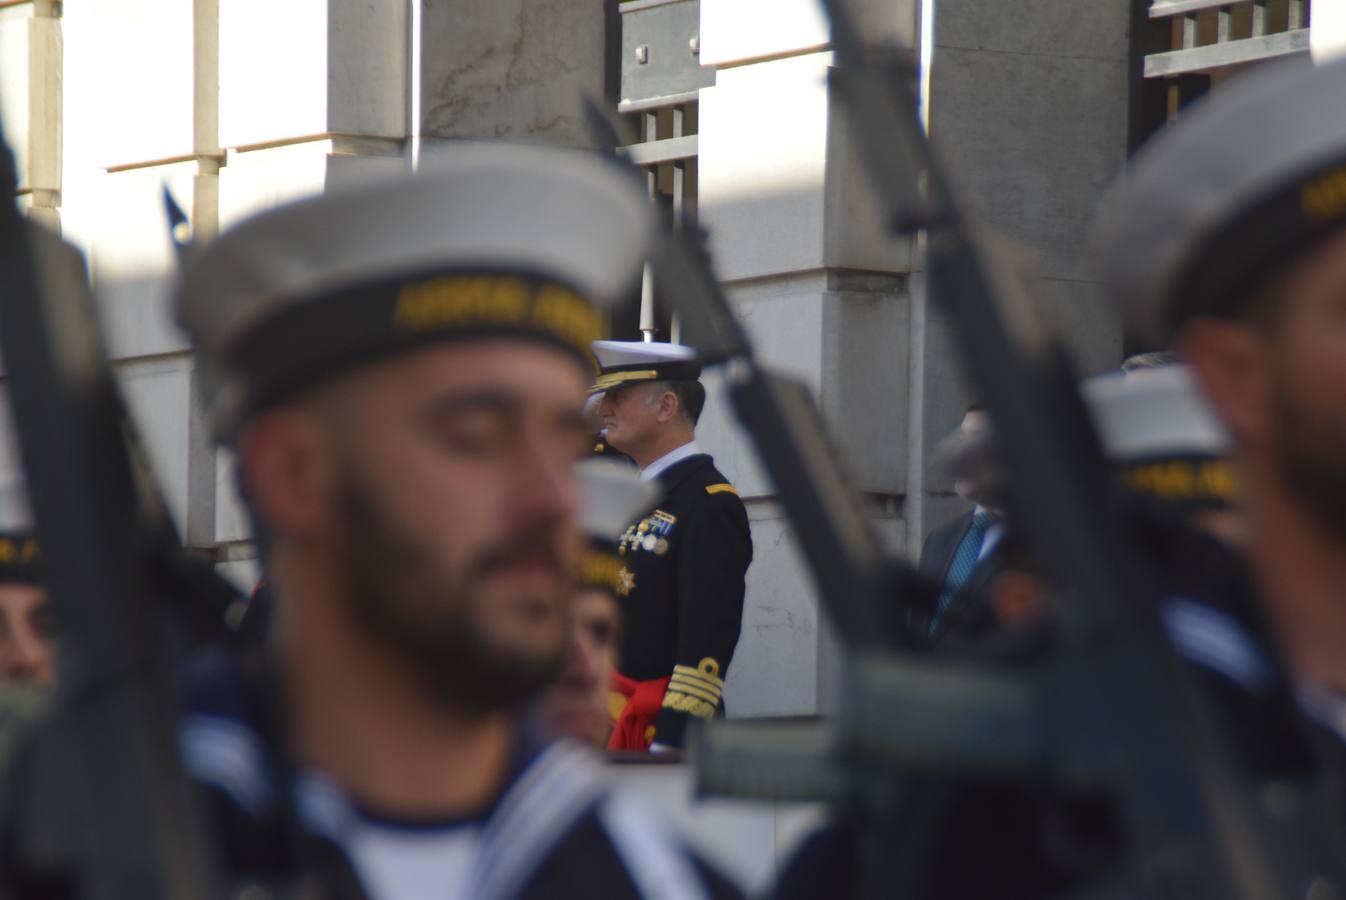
[2,0,414,591]
[3,0,1254,717]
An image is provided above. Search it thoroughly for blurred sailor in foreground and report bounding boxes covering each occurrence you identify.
[592,341,752,752]
[1086,361,1244,545]
[1095,54,1346,793]
[0,480,52,687]
[540,459,657,747]
[174,145,741,899]
[774,355,1295,898]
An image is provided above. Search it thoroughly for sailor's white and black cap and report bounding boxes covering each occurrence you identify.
[575,458,658,595]
[589,340,700,395]
[939,365,1233,508]
[176,144,654,440]
[1092,55,1346,346]
[0,476,40,585]
[1084,364,1233,508]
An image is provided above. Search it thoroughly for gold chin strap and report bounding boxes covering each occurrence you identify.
[589,369,660,394]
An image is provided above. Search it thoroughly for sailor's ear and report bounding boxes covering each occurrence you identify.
[236,409,341,540]
[1176,319,1270,450]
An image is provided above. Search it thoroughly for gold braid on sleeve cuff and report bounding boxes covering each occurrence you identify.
[662,658,725,720]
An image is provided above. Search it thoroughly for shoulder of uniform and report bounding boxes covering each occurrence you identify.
[690,462,737,494]
[699,467,746,505]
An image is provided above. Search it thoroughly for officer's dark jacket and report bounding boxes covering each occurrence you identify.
[616,453,752,747]
[178,647,741,900]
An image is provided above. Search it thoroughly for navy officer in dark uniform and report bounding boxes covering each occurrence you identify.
[174,145,741,900]
[591,341,752,752]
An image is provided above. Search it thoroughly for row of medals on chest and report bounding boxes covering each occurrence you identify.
[619,511,674,556]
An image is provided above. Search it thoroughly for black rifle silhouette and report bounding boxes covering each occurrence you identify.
[0,121,225,899]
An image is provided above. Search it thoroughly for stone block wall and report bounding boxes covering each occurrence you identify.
[694,0,917,716]
[0,0,416,591]
[0,0,1135,711]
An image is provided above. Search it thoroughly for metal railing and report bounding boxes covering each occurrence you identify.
[617,0,710,343]
[1131,0,1311,147]
[1146,0,1308,77]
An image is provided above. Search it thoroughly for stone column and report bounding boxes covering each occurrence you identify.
[696,0,917,716]
[49,0,411,587]
[919,0,1130,535]
[420,0,610,146]
[0,0,62,229]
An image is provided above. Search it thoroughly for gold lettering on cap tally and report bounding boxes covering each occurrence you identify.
[1125,460,1234,500]
[581,551,625,592]
[393,276,605,351]
[532,284,605,348]
[394,275,529,328]
[1301,167,1346,222]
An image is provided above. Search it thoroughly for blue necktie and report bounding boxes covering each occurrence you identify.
[931,510,993,629]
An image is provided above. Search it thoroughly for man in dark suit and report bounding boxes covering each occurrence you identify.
[919,405,1002,631]
[592,340,753,752]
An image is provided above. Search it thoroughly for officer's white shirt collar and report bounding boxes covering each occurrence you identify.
[640,440,704,482]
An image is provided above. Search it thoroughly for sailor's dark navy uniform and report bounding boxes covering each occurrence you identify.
[179,648,742,900]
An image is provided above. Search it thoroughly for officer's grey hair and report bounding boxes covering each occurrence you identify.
[643,380,705,427]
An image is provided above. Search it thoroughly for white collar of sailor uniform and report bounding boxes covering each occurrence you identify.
[180,709,715,900]
[640,440,705,483]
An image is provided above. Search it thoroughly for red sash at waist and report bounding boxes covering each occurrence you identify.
[607,672,671,752]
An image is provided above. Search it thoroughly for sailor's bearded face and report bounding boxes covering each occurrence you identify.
[1259,230,1346,546]
[326,341,589,716]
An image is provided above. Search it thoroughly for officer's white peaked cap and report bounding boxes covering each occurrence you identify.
[176,143,654,440]
[590,340,700,393]
[1092,55,1346,345]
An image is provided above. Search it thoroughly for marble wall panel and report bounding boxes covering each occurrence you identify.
[117,355,193,533]
[698,52,830,283]
[220,0,405,149]
[723,504,821,718]
[420,0,604,146]
[69,0,197,168]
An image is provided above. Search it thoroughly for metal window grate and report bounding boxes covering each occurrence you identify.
[1130,0,1311,149]
[617,0,710,343]
[619,98,699,342]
